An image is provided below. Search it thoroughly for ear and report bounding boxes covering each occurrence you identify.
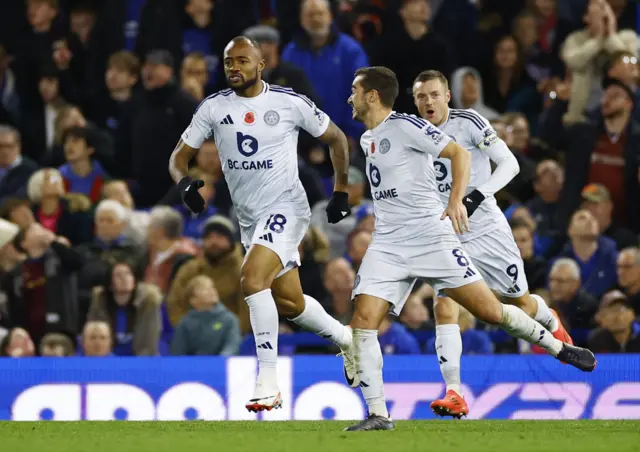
[446,90,451,104]
[86,146,95,157]
[258,59,265,73]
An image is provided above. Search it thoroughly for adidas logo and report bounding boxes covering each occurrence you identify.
[506,284,521,294]
[359,381,369,388]
[463,268,476,278]
[257,342,273,350]
[219,115,234,125]
[258,233,274,243]
[438,355,448,364]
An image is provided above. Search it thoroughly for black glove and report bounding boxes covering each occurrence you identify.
[463,189,485,218]
[178,176,206,214]
[326,191,351,224]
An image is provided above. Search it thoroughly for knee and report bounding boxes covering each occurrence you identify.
[351,308,377,330]
[434,297,459,325]
[481,303,504,325]
[351,297,386,330]
[240,270,271,297]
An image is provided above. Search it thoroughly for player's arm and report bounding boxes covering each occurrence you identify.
[318,120,349,192]
[438,142,471,234]
[168,100,214,214]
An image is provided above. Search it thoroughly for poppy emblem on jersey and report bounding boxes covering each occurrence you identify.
[379,138,390,154]
[264,110,280,126]
[371,142,376,154]
[243,112,256,125]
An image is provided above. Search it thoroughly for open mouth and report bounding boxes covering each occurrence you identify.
[229,74,242,83]
[426,109,435,116]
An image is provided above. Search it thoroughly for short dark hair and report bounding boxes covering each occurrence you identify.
[413,70,449,91]
[354,66,399,108]
[63,126,95,149]
[509,217,533,232]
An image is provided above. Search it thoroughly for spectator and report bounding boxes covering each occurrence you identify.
[588,290,640,352]
[324,257,355,324]
[180,52,208,102]
[4,222,84,343]
[171,275,242,356]
[426,306,494,354]
[378,317,421,355]
[399,294,431,331]
[59,126,110,204]
[126,50,197,207]
[193,139,232,216]
[527,160,564,248]
[581,183,637,250]
[40,332,74,356]
[282,0,368,142]
[0,125,38,201]
[298,226,330,304]
[560,78,640,233]
[345,228,371,272]
[167,215,247,332]
[449,67,499,120]
[311,167,369,258]
[511,218,547,292]
[0,198,35,230]
[561,0,638,123]
[81,320,113,357]
[144,206,198,293]
[501,113,537,203]
[0,327,35,357]
[27,168,93,245]
[368,0,453,115]
[0,43,21,128]
[181,0,218,90]
[101,180,150,247]
[88,261,162,356]
[172,168,217,242]
[557,209,618,299]
[617,247,640,312]
[548,257,599,331]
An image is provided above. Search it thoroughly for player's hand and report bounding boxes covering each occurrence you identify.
[462,189,486,218]
[326,191,351,224]
[178,176,206,214]
[441,198,469,234]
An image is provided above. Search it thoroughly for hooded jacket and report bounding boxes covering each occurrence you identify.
[450,67,500,121]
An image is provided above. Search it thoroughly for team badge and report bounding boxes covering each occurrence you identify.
[379,138,390,154]
[264,110,280,126]
[243,111,256,125]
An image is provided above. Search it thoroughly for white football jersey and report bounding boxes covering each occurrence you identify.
[433,108,507,242]
[181,82,329,228]
[360,111,451,244]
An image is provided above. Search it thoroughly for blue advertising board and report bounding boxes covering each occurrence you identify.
[0,355,638,421]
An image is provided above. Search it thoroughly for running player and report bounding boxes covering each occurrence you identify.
[344,66,596,432]
[412,70,573,419]
[169,37,356,413]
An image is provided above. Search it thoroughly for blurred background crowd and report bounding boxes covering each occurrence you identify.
[0,0,639,358]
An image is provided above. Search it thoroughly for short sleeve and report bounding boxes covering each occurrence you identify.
[287,90,331,138]
[391,113,451,157]
[461,109,499,151]
[181,99,215,148]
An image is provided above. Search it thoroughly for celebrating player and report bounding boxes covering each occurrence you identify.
[412,70,575,419]
[344,66,596,431]
[169,37,356,413]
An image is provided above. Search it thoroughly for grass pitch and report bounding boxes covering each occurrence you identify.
[2,420,639,452]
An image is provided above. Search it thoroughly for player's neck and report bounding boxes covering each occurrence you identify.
[432,108,449,126]
[235,81,264,98]
[365,107,392,130]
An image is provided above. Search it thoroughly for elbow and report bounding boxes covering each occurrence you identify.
[509,154,521,177]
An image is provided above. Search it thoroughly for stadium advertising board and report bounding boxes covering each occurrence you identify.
[1,355,638,421]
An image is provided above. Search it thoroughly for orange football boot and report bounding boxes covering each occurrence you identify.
[430,390,469,419]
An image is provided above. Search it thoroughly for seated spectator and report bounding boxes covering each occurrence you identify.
[102,180,150,247]
[180,52,208,102]
[311,167,369,258]
[88,261,161,356]
[557,209,618,299]
[588,290,640,353]
[167,215,247,332]
[617,247,640,312]
[378,317,421,355]
[192,139,232,215]
[323,257,354,324]
[0,125,38,202]
[581,183,637,250]
[4,222,84,343]
[40,332,75,357]
[548,257,599,332]
[172,168,217,243]
[510,218,547,292]
[171,275,241,356]
[345,228,371,272]
[527,160,564,250]
[0,328,35,357]
[27,168,93,245]
[59,126,110,204]
[501,113,537,202]
[399,294,431,331]
[298,226,330,304]
[426,306,494,355]
[144,206,198,293]
[450,67,499,120]
[80,320,113,357]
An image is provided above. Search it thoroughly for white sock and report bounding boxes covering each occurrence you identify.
[435,324,462,395]
[500,304,562,356]
[531,294,559,333]
[291,295,352,349]
[245,289,279,384]
[354,329,389,418]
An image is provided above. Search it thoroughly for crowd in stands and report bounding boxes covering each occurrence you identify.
[0,0,639,358]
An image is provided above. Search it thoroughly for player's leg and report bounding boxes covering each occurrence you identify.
[429,295,468,418]
[240,244,285,412]
[270,267,356,383]
[504,292,573,344]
